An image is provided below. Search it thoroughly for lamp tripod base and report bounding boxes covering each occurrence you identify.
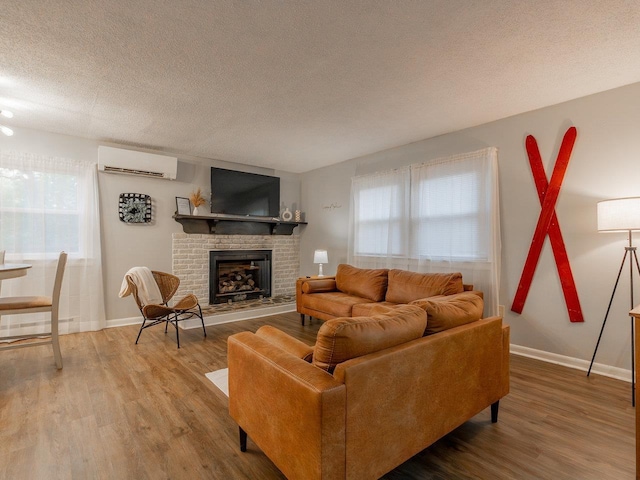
[587,233,640,406]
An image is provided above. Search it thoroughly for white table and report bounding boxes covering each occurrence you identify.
[0,263,32,280]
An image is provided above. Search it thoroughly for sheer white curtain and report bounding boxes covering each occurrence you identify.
[348,147,501,316]
[409,148,500,315]
[0,151,106,335]
[348,166,410,269]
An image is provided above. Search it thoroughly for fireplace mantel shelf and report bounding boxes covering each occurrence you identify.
[173,214,307,235]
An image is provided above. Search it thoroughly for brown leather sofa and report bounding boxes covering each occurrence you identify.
[297,264,481,325]
[228,302,510,480]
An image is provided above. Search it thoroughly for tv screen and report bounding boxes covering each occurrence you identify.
[210,167,280,217]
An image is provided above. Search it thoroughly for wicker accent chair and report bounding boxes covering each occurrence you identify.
[125,270,206,348]
[0,251,67,369]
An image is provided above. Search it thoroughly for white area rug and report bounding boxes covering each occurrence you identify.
[205,368,229,397]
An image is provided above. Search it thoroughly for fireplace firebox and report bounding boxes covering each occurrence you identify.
[209,250,272,304]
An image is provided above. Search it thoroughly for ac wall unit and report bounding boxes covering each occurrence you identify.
[98,146,178,180]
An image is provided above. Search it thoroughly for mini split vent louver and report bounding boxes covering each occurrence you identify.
[98,146,178,180]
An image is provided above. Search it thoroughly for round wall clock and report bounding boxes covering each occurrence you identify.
[119,193,152,223]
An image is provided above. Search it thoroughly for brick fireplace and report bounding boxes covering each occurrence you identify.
[172,233,300,305]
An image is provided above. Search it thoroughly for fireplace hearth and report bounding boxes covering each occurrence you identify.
[210,250,272,304]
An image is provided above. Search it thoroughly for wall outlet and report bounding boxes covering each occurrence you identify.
[498,305,505,317]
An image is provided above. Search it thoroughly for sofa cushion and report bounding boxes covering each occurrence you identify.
[312,305,427,373]
[385,270,464,304]
[411,292,484,335]
[303,291,373,318]
[335,264,388,302]
[351,301,399,317]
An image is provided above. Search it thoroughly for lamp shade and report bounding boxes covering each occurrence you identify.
[597,197,640,232]
[313,249,328,264]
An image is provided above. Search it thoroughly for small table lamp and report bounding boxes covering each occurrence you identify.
[313,249,328,277]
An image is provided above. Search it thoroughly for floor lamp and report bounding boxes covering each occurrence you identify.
[587,197,640,406]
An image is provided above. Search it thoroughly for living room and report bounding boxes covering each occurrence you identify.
[1,2,639,479]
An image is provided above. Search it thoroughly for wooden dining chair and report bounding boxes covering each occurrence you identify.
[0,252,68,369]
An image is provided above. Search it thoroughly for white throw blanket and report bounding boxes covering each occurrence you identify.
[119,267,164,306]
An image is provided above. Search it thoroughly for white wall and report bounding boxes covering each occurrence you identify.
[4,81,639,370]
[300,81,640,371]
[0,129,301,321]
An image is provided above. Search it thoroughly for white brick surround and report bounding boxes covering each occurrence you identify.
[172,233,300,304]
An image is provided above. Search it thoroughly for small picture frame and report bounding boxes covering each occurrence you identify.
[176,197,191,215]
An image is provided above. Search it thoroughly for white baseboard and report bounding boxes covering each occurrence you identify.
[106,316,142,329]
[510,344,631,383]
[105,303,296,330]
[182,303,296,329]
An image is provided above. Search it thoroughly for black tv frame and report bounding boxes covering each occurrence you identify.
[210,167,280,218]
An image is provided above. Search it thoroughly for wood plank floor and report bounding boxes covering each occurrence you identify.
[0,313,634,479]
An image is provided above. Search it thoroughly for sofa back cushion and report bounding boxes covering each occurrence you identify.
[335,264,389,302]
[312,305,427,373]
[411,292,484,335]
[385,270,464,303]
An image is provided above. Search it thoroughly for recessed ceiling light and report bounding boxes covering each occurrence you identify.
[0,125,14,136]
[0,110,13,118]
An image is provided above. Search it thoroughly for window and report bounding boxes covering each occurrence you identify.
[0,167,81,255]
[0,150,105,334]
[351,167,409,257]
[348,148,500,316]
[411,166,488,261]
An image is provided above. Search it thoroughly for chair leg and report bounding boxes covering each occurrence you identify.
[174,314,180,349]
[300,314,305,326]
[491,400,500,423]
[51,310,63,370]
[198,304,206,338]
[135,318,147,344]
[239,427,247,452]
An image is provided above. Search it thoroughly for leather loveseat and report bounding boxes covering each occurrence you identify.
[228,302,510,479]
[296,264,481,325]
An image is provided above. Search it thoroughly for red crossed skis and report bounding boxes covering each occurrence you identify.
[511,126,583,322]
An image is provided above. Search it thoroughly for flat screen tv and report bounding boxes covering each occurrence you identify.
[210,167,280,218]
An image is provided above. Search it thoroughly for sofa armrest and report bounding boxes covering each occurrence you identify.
[301,277,337,293]
[256,325,314,362]
[228,332,346,480]
[296,276,338,312]
[453,289,483,299]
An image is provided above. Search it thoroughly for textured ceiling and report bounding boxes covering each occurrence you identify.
[1,1,639,173]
